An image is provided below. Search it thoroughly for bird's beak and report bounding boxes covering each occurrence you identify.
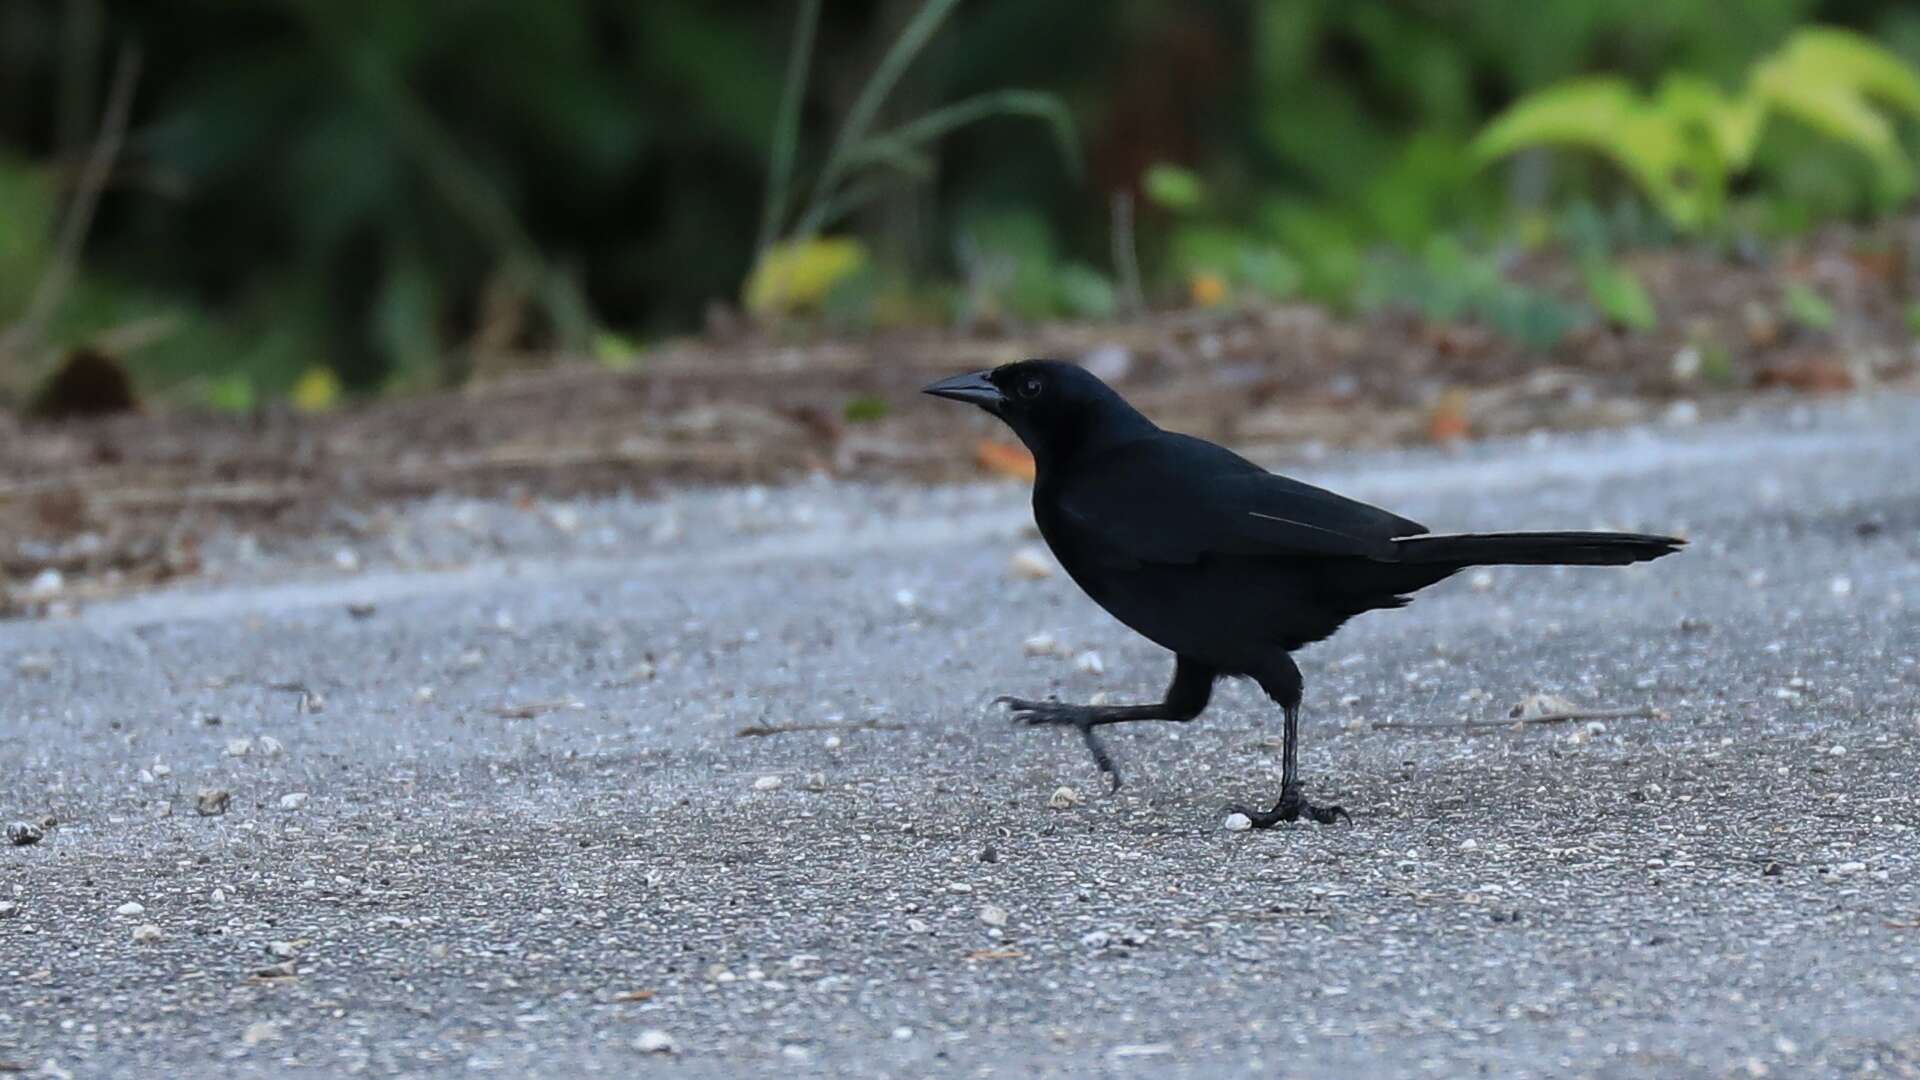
[921,369,1005,412]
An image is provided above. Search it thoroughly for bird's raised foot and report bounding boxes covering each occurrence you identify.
[1229,785,1351,828]
[994,695,1122,792]
[994,695,1095,726]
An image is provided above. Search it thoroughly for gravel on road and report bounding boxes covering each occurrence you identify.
[3,394,1918,1078]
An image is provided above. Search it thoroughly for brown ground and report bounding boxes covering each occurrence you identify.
[4,232,1918,614]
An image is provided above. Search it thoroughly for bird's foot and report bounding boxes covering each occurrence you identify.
[1229,784,1351,828]
[995,696,1122,792]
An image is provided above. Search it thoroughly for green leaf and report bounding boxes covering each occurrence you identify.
[1582,258,1657,331]
[843,394,890,423]
[1471,77,1719,231]
[1143,163,1205,212]
[1783,282,1835,331]
[1054,263,1117,319]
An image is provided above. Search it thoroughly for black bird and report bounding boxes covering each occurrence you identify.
[924,360,1684,827]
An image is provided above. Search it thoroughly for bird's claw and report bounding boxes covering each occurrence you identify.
[1228,786,1351,828]
[995,696,1123,792]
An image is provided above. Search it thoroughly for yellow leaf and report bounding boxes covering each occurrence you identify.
[744,237,869,317]
[1189,272,1229,309]
[291,367,342,413]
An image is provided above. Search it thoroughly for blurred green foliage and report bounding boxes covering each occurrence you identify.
[3,0,1920,406]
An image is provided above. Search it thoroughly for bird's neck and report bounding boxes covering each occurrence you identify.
[1028,404,1158,479]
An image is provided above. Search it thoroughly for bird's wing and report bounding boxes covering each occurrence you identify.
[1055,433,1427,565]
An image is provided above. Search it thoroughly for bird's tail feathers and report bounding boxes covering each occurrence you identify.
[1392,531,1684,567]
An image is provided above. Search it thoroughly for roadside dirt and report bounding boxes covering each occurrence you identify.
[4,233,1917,615]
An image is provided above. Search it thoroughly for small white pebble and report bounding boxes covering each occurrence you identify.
[1047,786,1082,810]
[116,901,146,916]
[225,738,253,758]
[279,793,309,811]
[978,903,1008,927]
[1009,548,1054,579]
[131,923,163,944]
[634,1029,676,1054]
[1828,744,1847,756]
[1023,633,1062,657]
[1830,576,1853,597]
[1223,813,1253,832]
[257,735,285,758]
[1469,570,1495,592]
[823,735,842,750]
[1074,651,1105,676]
[1833,861,1867,877]
[893,588,918,610]
[1460,838,1479,851]
[753,775,783,791]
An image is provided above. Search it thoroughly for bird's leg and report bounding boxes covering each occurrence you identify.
[1230,655,1350,826]
[998,657,1215,791]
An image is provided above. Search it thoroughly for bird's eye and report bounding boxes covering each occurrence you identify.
[1018,376,1044,399]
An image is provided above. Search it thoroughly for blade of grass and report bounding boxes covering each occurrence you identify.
[756,0,820,256]
[810,0,962,215]
[840,89,1082,179]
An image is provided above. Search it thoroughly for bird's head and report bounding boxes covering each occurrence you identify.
[922,359,1155,471]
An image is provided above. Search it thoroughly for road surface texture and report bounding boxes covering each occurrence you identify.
[3,394,1918,1078]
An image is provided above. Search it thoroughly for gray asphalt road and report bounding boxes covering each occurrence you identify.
[4,395,1919,1079]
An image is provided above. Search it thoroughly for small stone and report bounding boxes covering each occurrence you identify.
[267,941,299,959]
[1047,786,1081,810]
[1828,744,1847,757]
[978,844,998,864]
[906,918,929,933]
[257,735,285,757]
[211,888,226,905]
[242,1021,279,1046]
[1460,838,1479,851]
[25,568,64,598]
[1469,570,1495,592]
[893,588,918,610]
[823,735,842,750]
[1222,813,1253,832]
[892,1026,914,1041]
[1080,929,1113,949]
[116,901,145,916]
[332,548,361,572]
[1830,576,1854,597]
[634,1030,677,1055]
[14,654,53,677]
[803,772,827,791]
[1074,651,1105,676]
[753,775,783,791]
[0,901,19,918]
[195,788,232,816]
[1009,548,1054,580]
[278,792,309,811]
[225,738,254,758]
[131,923,163,944]
[978,904,1009,928]
[1511,693,1580,720]
[7,821,44,846]
[1832,861,1867,878]
[1762,861,1783,877]
[1024,633,1063,657]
